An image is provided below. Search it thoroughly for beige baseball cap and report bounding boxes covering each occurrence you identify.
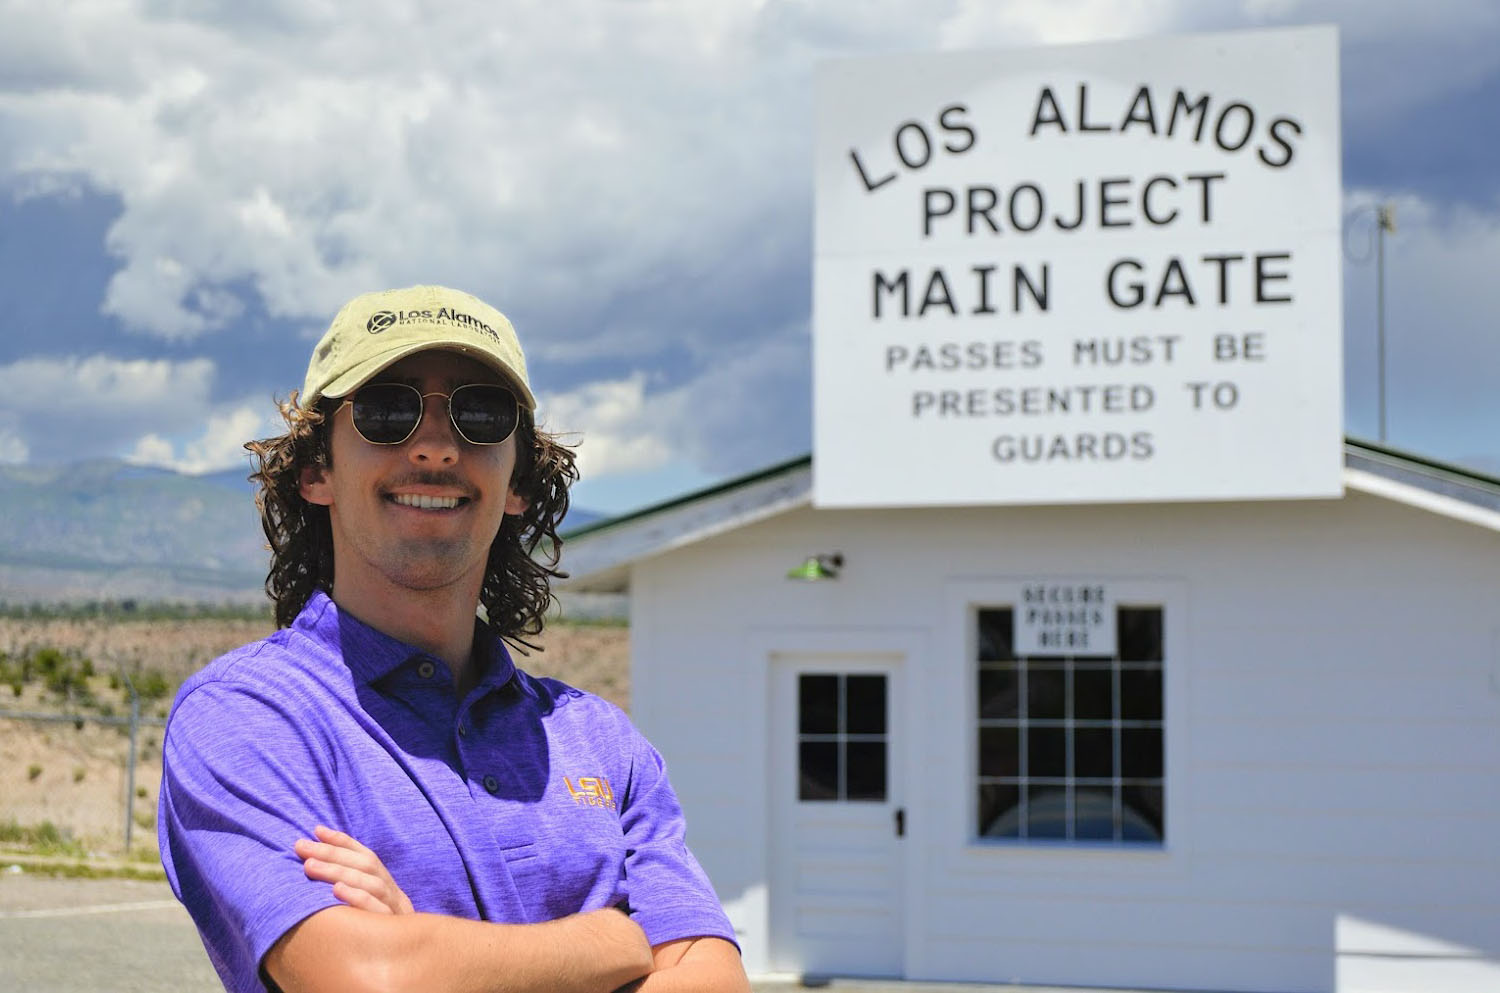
[301,285,535,409]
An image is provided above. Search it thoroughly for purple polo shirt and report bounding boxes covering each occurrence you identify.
[159,591,734,993]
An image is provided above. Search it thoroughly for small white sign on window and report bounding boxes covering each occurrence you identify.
[1017,582,1117,656]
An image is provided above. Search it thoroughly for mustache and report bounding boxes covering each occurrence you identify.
[383,471,476,496]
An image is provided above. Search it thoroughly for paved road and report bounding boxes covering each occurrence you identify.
[0,872,220,993]
[0,870,1165,993]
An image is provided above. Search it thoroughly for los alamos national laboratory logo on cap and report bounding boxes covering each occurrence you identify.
[365,306,503,343]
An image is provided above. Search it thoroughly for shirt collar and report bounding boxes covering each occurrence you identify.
[294,589,517,690]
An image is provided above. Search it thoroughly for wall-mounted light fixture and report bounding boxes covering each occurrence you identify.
[787,552,843,581]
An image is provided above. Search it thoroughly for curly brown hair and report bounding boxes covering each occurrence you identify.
[246,393,579,645]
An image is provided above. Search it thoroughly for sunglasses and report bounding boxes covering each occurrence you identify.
[339,382,520,446]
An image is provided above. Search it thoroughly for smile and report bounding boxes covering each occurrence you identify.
[389,493,466,510]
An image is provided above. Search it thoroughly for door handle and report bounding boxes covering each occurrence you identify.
[894,807,905,837]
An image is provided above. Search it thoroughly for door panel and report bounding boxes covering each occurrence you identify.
[770,655,903,978]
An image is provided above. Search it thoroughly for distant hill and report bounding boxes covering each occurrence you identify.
[0,459,267,604]
[0,459,606,605]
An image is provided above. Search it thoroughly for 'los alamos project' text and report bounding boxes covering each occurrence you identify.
[847,84,1305,465]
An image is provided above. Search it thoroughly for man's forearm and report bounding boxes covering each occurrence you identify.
[620,936,750,993]
[266,905,653,993]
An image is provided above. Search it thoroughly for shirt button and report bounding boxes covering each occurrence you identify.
[482,775,499,794]
[458,722,468,737]
[417,661,436,679]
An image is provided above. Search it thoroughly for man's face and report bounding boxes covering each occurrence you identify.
[298,349,527,603]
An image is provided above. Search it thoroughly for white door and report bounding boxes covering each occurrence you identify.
[769,654,904,978]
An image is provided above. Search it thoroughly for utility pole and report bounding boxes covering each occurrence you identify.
[1376,203,1396,443]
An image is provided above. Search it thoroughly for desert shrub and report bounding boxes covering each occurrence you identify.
[136,668,171,701]
[33,646,64,678]
[29,646,96,700]
[0,600,272,622]
[0,819,86,857]
[72,767,86,783]
[27,764,42,781]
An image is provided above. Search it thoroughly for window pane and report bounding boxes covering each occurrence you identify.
[845,741,887,800]
[846,675,886,734]
[1073,786,1116,840]
[1122,784,1164,841]
[1073,727,1113,778]
[1121,728,1163,778]
[979,726,1019,777]
[978,666,1019,719]
[1027,727,1066,778]
[798,741,839,801]
[977,783,1020,837]
[1074,668,1113,720]
[1027,667,1066,720]
[799,675,839,734]
[972,603,1168,845]
[1025,785,1068,839]
[977,608,1015,662]
[1120,668,1162,721]
[1118,607,1163,662]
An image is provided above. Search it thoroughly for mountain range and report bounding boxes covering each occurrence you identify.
[0,459,602,605]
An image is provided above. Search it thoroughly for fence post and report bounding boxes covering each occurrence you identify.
[122,672,139,854]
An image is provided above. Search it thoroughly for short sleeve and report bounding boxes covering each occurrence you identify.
[617,724,738,949]
[158,678,346,993]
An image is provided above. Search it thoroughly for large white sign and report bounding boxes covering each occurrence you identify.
[813,27,1343,507]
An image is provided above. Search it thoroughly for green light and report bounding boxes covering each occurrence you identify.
[786,553,842,581]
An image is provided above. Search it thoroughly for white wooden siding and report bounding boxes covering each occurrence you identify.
[617,488,1500,993]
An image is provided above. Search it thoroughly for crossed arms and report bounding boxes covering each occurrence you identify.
[263,828,749,993]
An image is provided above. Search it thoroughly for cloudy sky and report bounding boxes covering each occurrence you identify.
[0,0,1495,513]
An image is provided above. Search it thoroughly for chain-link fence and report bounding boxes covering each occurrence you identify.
[1,694,166,855]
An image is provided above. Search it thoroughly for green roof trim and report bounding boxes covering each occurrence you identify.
[1344,435,1500,490]
[560,453,812,540]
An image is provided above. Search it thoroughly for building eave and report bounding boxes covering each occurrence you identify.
[559,456,812,593]
[559,440,1500,592]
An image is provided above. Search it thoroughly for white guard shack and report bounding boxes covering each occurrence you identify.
[561,27,1500,993]
[560,445,1500,993]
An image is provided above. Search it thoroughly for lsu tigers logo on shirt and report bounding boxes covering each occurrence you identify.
[564,775,617,811]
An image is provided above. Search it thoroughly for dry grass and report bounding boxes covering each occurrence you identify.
[0,615,629,858]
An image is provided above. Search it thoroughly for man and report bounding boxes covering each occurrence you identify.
[159,285,748,993]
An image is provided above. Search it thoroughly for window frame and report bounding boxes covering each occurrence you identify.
[975,604,1166,845]
[943,577,1186,858]
[796,671,891,803]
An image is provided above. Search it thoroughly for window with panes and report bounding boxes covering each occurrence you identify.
[975,605,1164,843]
[797,673,888,802]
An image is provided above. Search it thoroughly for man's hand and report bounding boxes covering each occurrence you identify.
[295,825,414,916]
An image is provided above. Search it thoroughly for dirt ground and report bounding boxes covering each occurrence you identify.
[0,616,629,857]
